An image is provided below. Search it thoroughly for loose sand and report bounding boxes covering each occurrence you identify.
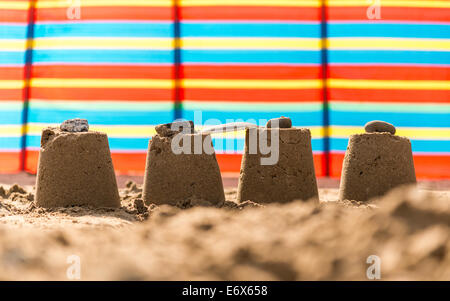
[0,178,449,280]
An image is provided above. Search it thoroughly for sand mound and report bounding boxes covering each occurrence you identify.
[0,184,448,280]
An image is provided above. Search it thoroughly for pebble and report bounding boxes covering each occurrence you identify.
[364,120,396,135]
[60,118,89,132]
[266,116,292,128]
[155,120,194,137]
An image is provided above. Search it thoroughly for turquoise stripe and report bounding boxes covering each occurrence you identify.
[330,111,450,128]
[328,23,450,39]
[181,50,321,64]
[0,25,28,39]
[329,50,450,65]
[331,138,450,153]
[28,109,173,125]
[32,50,174,63]
[0,137,22,149]
[180,22,320,38]
[34,23,174,38]
[26,136,325,152]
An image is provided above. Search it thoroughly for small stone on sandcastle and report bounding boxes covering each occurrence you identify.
[339,120,416,202]
[35,119,120,208]
[142,120,225,207]
[237,117,319,204]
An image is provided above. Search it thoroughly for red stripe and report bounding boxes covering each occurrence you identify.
[330,152,450,179]
[30,88,174,101]
[329,66,450,81]
[0,67,24,80]
[31,65,174,79]
[0,9,28,23]
[182,88,322,102]
[329,89,450,103]
[35,7,174,21]
[25,150,326,176]
[0,152,21,173]
[181,65,321,80]
[179,6,321,21]
[327,7,450,22]
[0,90,24,101]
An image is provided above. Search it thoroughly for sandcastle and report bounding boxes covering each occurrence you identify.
[35,119,120,208]
[339,120,416,202]
[237,117,318,204]
[142,120,225,206]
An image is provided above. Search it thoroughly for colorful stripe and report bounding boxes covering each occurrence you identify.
[0,0,449,179]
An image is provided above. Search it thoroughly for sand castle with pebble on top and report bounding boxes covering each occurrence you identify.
[339,120,416,202]
[35,118,120,208]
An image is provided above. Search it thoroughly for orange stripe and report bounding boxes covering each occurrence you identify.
[25,151,326,177]
[30,87,174,101]
[32,65,174,79]
[330,153,450,179]
[0,152,21,173]
[181,65,321,80]
[0,67,25,80]
[328,6,450,22]
[328,66,450,81]
[0,90,24,101]
[180,6,321,21]
[0,9,29,23]
[329,89,450,103]
[35,7,173,21]
[182,89,322,102]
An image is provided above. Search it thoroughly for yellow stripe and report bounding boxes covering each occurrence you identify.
[327,0,450,8]
[25,124,325,139]
[26,124,157,137]
[32,38,174,50]
[0,80,25,89]
[0,125,22,137]
[36,0,172,8]
[182,79,322,89]
[328,38,450,51]
[328,79,450,90]
[0,40,27,51]
[181,38,321,50]
[180,0,320,7]
[30,78,174,89]
[330,126,450,140]
[0,1,29,9]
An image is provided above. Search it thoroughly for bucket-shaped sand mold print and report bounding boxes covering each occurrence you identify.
[142,121,225,206]
[35,119,120,208]
[237,117,318,204]
[338,121,416,202]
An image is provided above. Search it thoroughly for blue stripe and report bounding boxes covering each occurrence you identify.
[0,111,24,124]
[0,52,26,64]
[180,23,321,38]
[28,110,173,125]
[32,50,174,63]
[181,50,321,64]
[0,137,22,149]
[331,138,450,153]
[0,25,28,39]
[183,111,323,126]
[330,111,450,128]
[329,50,450,65]
[34,23,174,38]
[328,23,450,39]
[26,136,325,152]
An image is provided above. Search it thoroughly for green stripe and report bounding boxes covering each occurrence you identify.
[184,101,323,112]
[0,101,23,110]
[330,102,450,113]
[29,100,173,111]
